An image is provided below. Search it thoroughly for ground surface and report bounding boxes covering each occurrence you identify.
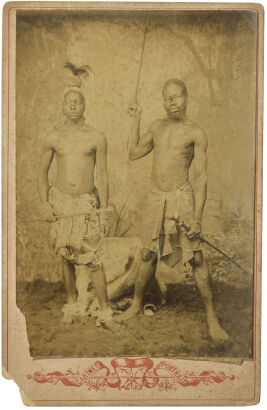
[17,280,253,359]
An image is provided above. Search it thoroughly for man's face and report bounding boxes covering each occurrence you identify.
[163,83,187,119]
[63,91,85,121]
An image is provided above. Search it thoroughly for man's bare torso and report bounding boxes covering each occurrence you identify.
[49,123,100,196]
[151,118,197,192]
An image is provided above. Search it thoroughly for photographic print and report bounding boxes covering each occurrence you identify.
[2,1,263,405]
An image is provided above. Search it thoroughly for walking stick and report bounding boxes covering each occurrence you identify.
[179,221,251,275]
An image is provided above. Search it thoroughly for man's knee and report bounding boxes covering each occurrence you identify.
[62,256,71,265]
[141,248,157,263]
[62,256,75,273]
[192,250,204,268]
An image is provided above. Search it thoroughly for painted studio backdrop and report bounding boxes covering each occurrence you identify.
[16,10,257,358]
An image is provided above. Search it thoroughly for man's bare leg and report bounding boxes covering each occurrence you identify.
[117,248,157,322]
[62,256,76,304]
[157,247,183,304]
[76,265,92,310]
[192,250,229,343]
[91,266,110,314]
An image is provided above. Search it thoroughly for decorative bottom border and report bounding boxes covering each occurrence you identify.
[27,358,235,391]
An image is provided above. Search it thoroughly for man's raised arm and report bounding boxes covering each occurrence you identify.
[128,103,154,161]
[37,136,56,222]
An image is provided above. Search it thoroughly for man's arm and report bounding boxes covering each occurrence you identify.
[194,129,208,221]
[96,133,109,209]
[128,103,154,161]
[187,129,208,239]
[37,136,56,222]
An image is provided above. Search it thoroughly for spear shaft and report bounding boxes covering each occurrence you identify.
[180,222,250,275]
[134,26,149,104]
[20,210,104,224]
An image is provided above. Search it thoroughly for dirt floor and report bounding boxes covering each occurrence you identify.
[17,280,253,359]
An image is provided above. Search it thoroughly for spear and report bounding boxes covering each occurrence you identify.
[20,210,109,224]
[134,25,149,104]
[125,24,149,156]
[117,23,150,236]
[179,221,250,275]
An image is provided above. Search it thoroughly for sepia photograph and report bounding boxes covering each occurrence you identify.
[2,1,263,405]
[15,5,257,359]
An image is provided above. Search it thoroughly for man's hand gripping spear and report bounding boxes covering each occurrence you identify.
[171,217,251,275]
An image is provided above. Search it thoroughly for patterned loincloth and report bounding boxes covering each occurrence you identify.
[140,182,203,264]
[48,186,106,267]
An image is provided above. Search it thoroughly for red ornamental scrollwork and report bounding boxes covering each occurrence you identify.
[27,358,235,391]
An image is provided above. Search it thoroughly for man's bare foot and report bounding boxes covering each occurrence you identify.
[62,312,74,324]
[115,303,141,323]
[96,307,113,325]
[61,301,76,324]
[96,307,122,333]
[208,320,229,343]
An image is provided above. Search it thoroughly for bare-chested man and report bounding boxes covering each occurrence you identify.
[38,88,113,323]
[118,79,229,343]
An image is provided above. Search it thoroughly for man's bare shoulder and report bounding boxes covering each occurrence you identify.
[149,119,166,133]
[195,127,208,148]
[184,119,208,146]
[83,123,106,145]
[42,127,58,148]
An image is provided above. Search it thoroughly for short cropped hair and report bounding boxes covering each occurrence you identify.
[162,79,188,97]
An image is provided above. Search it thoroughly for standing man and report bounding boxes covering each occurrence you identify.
[38,87,113,324]
[118,78,229,343]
